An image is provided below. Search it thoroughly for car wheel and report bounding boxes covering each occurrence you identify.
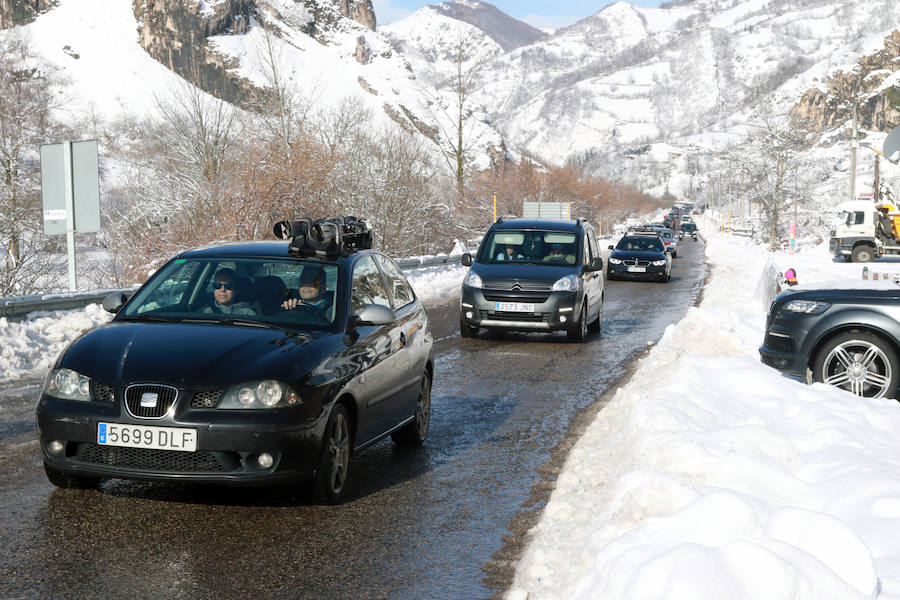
[392,372,431,446]
[851,245,875,263]
[673,251,677,258]
[312,403,352,504]
[811,331,900,399]
[567,304,588,342]
[460,317,477,339]
[44,462,99,489]
[588,296,602,333]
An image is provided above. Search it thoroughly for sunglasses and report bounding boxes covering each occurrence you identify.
[213,282,235,290]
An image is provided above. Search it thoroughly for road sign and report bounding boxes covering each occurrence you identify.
[41,140,100,235]
[884,126,900,164]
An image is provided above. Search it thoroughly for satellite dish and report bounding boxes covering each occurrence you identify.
[884,125,900,164]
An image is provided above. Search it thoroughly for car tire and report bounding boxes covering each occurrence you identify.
[44,462,99,489]
[460,318,478,338]
[392,372,431,446]
[588,296,603,333]
[851,245,875,263]
[312,403,352,504]
[811,331,900,399]
[567,304,588,342]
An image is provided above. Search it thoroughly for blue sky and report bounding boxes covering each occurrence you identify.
[373,0,666,29]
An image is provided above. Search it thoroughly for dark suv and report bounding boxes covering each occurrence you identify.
[759,282,900,399]
[459,217,604,341]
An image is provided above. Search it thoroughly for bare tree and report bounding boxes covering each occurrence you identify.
[0,31,60,295]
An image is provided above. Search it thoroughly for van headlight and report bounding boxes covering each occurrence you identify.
[552,274,578,292]
[219,380,300,409]
[44,368,92,401]
[464,270,483,289]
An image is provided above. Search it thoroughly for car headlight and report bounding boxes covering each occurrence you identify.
[219,380,300,409]
[608,257,623,265]
[782,300,831,315]
[552,274,578,292]
[44,368,92,401]
[464,270,483,289]
[651,259,668,266]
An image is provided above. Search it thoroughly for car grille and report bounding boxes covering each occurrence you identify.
[80,444,228,472]
[191,388,226,408]
[90,382,115,403]
[483,291,551,303]
[124,384,178,419]
[485,311,549,323]
[481,278,552,292]
[622,259,651,267]
[764,331,794,353]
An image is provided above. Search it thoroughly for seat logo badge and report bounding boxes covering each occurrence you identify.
[140,392,159,408]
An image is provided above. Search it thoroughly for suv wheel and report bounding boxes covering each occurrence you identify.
[567,304,588,342]
[460,318,478,339]
[851,245,875,263]
[811,331,900,399]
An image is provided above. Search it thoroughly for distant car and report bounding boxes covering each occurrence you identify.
[759,281,900,399]
[679,222,698,241]
[35,217,434,503]
[656,227,678,257]
[606,234,672,282]
[459,217,604,342]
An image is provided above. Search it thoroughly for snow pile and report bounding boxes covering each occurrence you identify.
[508,226,900,599]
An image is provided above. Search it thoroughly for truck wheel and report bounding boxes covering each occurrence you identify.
[851,245,875,263]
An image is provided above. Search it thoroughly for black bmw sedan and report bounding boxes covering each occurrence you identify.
[606,234,672,282]
[35,231,434,504]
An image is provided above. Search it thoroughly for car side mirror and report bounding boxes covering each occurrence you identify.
[461,253,473,267]
[352,304,396,327]
[607,245,614,250]
[102,292,128,314]
[589,257,603,271]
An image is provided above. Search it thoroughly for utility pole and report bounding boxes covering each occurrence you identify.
[849,100,858,202]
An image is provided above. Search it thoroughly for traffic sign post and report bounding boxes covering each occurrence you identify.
[40,140,100,291]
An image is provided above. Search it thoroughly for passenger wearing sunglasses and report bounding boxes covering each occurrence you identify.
[202,268,257,315]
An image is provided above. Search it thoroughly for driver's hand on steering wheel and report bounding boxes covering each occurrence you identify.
[282,298,305,310]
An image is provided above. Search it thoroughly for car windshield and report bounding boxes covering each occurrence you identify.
[479,230,579,265]
[682,223,696,232]
[120,257,340,330]
[616,236,664,252]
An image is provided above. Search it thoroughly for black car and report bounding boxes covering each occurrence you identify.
[679,222,698,240]
[606,234,672,282]
[35,217,434,503]
[760,282,900,399]
[459,217,604,341]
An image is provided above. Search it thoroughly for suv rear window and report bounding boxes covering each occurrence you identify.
[479,230,579,265]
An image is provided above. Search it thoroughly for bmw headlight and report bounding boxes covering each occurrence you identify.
[608,257,623,265]
[44,368,92,401]
[464,270,483,289]
[651,259,668,266]
[552,274,578,292]
[219,380,300,409]
[782,300,831,315]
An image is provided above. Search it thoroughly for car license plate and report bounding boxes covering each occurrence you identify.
[495,302,534,312]
[97,422,197,452]
[627,266,646,273]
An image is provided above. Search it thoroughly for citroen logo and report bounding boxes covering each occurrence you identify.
[511,283,523,292]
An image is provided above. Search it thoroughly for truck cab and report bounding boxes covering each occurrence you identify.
[830,200,900,262]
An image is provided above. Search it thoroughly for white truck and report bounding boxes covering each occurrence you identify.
[830,200,900,262]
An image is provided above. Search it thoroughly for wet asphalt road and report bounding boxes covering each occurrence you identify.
[0,238,706,600]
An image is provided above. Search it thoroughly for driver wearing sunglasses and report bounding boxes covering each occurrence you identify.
[202,268,257,315]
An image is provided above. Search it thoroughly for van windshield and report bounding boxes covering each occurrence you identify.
[478,230,579,265]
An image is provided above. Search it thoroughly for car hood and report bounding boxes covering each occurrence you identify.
[610,250,666,260]
[776,281,900,303]
[56,321,338,388]
[472,262,578,287]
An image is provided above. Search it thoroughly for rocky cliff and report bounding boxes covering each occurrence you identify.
[792,30,900,133]
[0,0,54,29]
[133,0,376,107]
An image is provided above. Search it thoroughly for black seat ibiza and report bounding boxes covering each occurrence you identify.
[35,218,434,503]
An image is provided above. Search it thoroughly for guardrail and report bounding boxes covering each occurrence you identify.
[0,255,465,321]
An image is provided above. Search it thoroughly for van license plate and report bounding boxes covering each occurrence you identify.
[495,302,534,312]
[97,422,197,452]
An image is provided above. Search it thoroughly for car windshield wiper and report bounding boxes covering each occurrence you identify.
[118,314,181,323]
[215,318,284,329]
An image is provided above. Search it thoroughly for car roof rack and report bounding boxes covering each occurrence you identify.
[273,216,373,258]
